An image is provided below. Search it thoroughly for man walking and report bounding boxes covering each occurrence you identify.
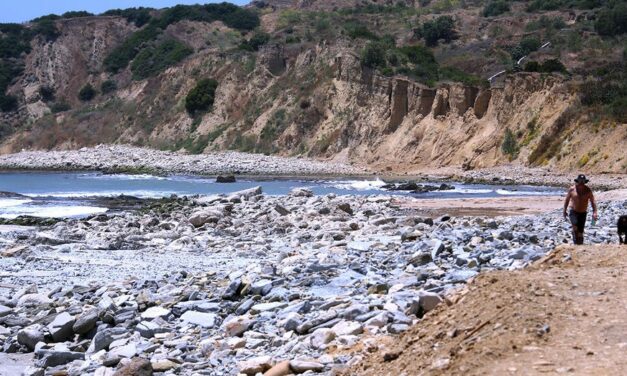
[563,174,598,245]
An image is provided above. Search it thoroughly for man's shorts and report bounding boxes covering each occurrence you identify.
[569,209,587,233]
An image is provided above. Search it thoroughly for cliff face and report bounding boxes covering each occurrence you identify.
[0,6,625,174]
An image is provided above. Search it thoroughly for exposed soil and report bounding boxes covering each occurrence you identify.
[344,244,627,376]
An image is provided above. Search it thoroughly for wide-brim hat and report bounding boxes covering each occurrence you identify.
[574,174,589,183]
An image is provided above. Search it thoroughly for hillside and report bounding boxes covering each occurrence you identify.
[0,1,625,173]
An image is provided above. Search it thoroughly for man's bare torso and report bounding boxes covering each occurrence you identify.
[568,185,592,212]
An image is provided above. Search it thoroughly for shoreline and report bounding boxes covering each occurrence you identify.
[0,146,626,190]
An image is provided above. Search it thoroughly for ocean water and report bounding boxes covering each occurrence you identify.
[0,172,563,219]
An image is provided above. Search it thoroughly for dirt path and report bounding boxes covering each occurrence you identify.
[346,245,627,375]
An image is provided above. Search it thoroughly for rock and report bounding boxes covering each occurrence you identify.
[22,367,44,376]
[310,328,335,349]
[112,357,153,376]
[1,245,28,257]
[140,306,170,319]
[264,360,290,376]
[17,294,52,307]
[332,321,363,336]
[17,325,45,351]
[251,279,273,296]
[289,188,313,197]
[47,312,75,342]
[189,209,222,227]
[297,311,338,334]
[109,342,137,358]
[223,316,254,337]
[274,204,290,216]
[222,279,242,300]
[231,186,263,201]
[337,203,353,215]
[180,311,218,328]
[35,350,84,368]
[136,321,160,338]
[430,240,445,260]
[251,302,287,314]
[151,359,179,372]
[278,312,301,332]
[409,251,432,266]
[238,355,273,375]
[388,323,410,334]
[73,308,99,335]
[498,230,514,241]
[89,329,115,353]
[216,175,236,183]
[418,291,443,313]
[0,304,12,318]
[289,360,324,373]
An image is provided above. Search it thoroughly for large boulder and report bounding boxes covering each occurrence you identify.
[188,209,223,228]
[47,312,75,342]
[17,325,45,351]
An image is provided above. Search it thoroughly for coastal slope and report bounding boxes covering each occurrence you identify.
[347,244,627,375]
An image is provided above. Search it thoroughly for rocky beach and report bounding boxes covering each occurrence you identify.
[0,162,625,375]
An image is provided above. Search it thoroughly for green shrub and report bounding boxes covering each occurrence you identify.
[501,128,519,158]
[34,19,60,41]
[103,8,153,27]
[520,36,541,54]
[523,59,567,73]
[595,3,627,36]
[61,11,94,18]
[344,20,379,40]
[50,101,70,113]
[0,94,18,112]
[78,84,96,101]
[526,15,566,31]
[131,39,193,80]
[239,32,270,51]
[0,60,23,95]
[39,85,55,101]
[100,80,117,94]
[482,0,510,17]
[185,78,218,115]
[0,24,33,58]
[420,16,455,47]
[539,59,567,73]
[362,42,388,68]
[103,24,161,73]
[439,66,488,87]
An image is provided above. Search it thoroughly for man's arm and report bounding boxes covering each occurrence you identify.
[590,191,598,220]
[563,189,572,218]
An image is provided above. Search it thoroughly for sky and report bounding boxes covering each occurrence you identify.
[0,0,250,23]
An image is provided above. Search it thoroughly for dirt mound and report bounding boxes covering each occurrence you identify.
[345,245,627,375]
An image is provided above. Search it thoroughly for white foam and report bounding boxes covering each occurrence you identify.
[0,198,32,208]
[0,205,108,219]
[451,188,493,194]
[330,179,387,191]
[496,189,560,196]
[79,173,167,181]
[24,190,177,199]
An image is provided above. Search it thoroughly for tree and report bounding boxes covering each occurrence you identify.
[185,78,218,115]
[421,16,456,47]
[39,86,55,101]
[78,84,96,101]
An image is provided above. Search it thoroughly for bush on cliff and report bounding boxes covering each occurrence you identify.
[78,84,96,101]
[130,39,193,80]
[103,8,153,27]
[501,128,519,159]
[185,78,218,115]
[483,0,510,17]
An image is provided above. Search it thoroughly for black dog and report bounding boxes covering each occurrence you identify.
[619,215,627,244]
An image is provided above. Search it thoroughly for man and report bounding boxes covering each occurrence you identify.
[563,174,598,245]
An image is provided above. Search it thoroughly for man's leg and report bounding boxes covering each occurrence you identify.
[571,225,578,244]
